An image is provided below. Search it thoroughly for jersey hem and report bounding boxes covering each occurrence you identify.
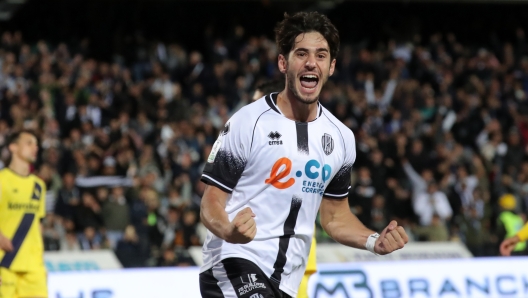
[280,284,297,297]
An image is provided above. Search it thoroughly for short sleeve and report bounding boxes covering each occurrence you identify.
[323,132,356,199]
[201,114,250,193]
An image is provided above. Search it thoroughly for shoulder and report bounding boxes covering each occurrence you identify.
[225,97,273,133]
[0,169,13,182]
[31,175,47,190]
[320,106,355,148]
[233,96,272,120]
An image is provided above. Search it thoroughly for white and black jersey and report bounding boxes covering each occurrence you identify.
[201,92,356,297]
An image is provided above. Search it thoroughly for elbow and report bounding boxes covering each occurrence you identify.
[320,216,336,239]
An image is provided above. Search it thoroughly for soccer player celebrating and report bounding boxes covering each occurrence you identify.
[0,130,48,298]
[252,81,316,298]
[199,11,408,298]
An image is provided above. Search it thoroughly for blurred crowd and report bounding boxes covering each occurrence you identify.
[1,23,528,267]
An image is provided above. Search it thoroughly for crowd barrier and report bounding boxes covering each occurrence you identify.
[48,256,528,298]
[44,250,122,272]
[187,242,473,266]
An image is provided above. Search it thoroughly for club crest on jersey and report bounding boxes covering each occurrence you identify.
[268,131,283,145]
[322,133,334,155]
[220,122,230,136]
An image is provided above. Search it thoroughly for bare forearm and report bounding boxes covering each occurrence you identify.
[322,211,375,249]
[200,198,231,240]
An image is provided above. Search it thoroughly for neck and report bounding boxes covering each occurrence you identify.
[9,158,30,176]
[277,88,319,122]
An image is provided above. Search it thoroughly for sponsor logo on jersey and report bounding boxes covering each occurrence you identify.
[8,202,40,212]
[265,157,332,195]
[268,131,283,145]
[237,274,266,296]
[249,294,264,298]
[207,138,222,163]
[322,133,334,155]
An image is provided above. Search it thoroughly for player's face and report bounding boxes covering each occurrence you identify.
[12,133,38,163]
[278,31,336,105]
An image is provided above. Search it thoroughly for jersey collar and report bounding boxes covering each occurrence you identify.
[265,92,323,120]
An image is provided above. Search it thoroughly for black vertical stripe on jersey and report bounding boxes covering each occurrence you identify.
[31,182,42,201]
[270,196,302,284]
[0,213,34,268]
[295,122,309,155]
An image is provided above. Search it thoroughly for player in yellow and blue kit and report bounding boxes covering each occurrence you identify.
[0,130,47,298]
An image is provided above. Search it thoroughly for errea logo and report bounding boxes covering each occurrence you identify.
[268,131,283,145]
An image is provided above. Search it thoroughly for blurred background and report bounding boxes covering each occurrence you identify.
[2,0,528,296]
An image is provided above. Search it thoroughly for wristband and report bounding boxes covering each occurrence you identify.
[366,233,380,255]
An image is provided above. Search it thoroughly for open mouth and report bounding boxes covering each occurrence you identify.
[300,74,319,90]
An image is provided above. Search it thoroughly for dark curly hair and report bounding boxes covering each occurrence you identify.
[274,11,340,60]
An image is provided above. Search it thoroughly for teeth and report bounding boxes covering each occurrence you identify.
[302,75,318,79]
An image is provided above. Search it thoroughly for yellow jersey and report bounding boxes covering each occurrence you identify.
[305,236,317,274]
[0,168,46,272]
[517,222,528,241]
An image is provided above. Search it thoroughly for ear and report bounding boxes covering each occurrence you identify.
[329,58,336,77]
[8,142,16,153]
[278,54,287,74]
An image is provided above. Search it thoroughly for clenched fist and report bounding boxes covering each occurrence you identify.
[225,207,257,244]
[375,220,409,255]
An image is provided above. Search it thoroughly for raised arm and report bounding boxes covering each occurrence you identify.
[365,74,376,105]
[402,160,427,194]
[380,79,397,107]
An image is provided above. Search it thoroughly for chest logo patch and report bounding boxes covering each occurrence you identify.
[322,133,334,155]
[268,131,283,145]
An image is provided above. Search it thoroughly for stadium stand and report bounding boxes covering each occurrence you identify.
[2,15,528,267]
